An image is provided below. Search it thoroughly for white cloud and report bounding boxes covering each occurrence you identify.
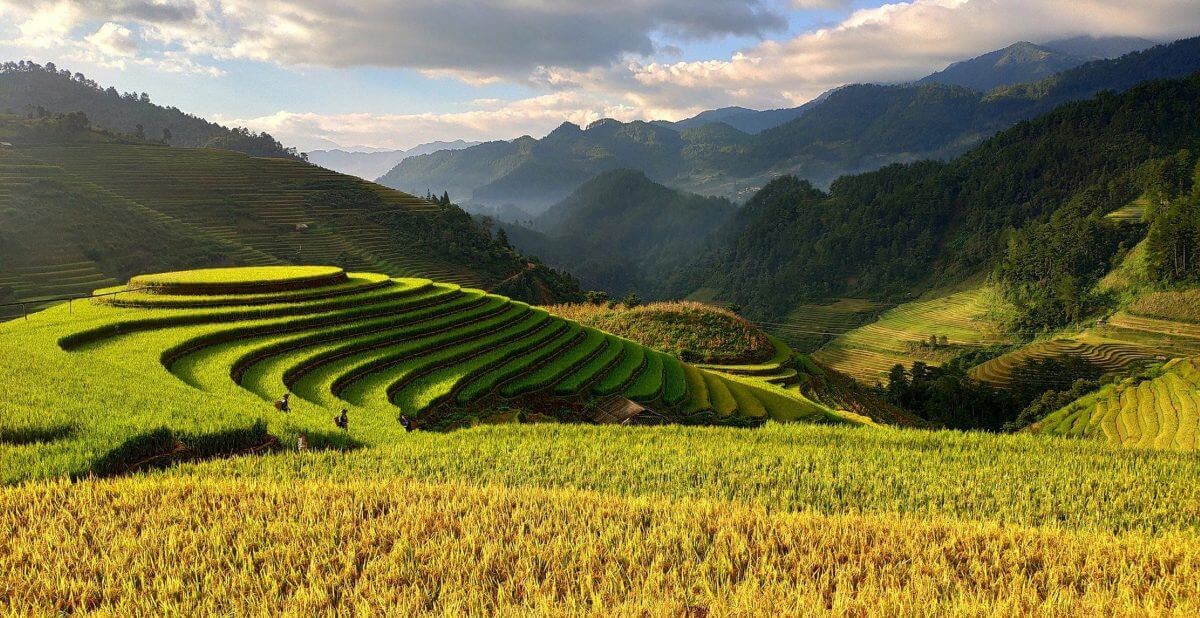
[85,22,137,57]
[3,0,1199,149]
[607,0,1200,111]
[3,0,787,80]
[214,91,668,152]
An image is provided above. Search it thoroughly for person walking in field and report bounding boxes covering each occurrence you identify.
[334,408,348,431]
[274,393,290,413]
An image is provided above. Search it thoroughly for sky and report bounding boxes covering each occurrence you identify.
[1,1,1198,152]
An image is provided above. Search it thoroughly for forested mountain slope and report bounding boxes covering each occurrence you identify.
[0,61,302,160]
[499,170,734,295]
[917,41,1093,92]
[671,73,1200,319]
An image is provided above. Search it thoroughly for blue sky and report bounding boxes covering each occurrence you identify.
[1,1,1197,151]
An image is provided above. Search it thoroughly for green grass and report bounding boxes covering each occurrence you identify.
[623,349,665,402]
[501,327,607,397]
[553,335,626,395]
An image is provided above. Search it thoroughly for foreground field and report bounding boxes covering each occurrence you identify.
[6,267,1200,613]
[6,422,1200,613]
[6,473,1200,615]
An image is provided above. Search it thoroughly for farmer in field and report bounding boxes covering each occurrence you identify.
[334,408,348,431]
[274,393,290,413]
[400,414,414,432]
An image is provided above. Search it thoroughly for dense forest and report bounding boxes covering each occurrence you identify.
[673,74,1200,326]
[0,61,303,160]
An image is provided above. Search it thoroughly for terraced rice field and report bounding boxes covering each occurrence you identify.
[0,143,485,306]
[1105,194,1151,223]
[15,266,850,478]
[8,269,1200,613]
[765,298,885,353]
[969,333,1162,388]
[812,287,1008,384]
[1033,358,1200,451]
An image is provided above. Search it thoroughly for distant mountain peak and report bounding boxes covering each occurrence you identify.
[918,41,1085,92]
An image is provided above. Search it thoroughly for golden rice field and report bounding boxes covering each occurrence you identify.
[5,475,1200,616]
[1034,357,1200,450]
[811,286,1008,384]
[968,332,1162,388]
[6,267,1200,613]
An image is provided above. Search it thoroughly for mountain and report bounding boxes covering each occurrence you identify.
[916,41,1087,92]
[308,140,481,181]
[380,36,1200,214]
[0,61,303,160]
[668,73,1200,319]
[498,169,734,294]
[379,119,702,214]
[917,37,1158,92]
[1041,35,1158,59]
[0,114,580,306]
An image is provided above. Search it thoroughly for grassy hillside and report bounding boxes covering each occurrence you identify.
[0,266,853,481]
[809,286,1009,385]
[0,116,579,308]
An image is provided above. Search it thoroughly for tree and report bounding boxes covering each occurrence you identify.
[134,124,145,140]
[622,292,641,308]
[495,227,510,248]
[161,128,172,144]
[584,290,609,305]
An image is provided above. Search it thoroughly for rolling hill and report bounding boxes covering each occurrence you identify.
[0,115,579,309]
[0,61,302,160]
[379,36,1200,213]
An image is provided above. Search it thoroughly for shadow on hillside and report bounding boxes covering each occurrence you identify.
[88,421,365,477]
[0,424,75,445]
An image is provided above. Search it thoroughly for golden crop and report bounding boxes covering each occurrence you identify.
[4,477,1199,616]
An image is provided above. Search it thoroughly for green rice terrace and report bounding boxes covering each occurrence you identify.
[808,286,1009,385]
[1034,358,1200,450]
[0,266,867,482]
